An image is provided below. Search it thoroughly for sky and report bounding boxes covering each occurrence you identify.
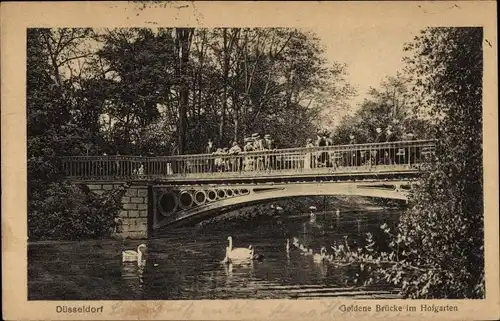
[312,25,421,108]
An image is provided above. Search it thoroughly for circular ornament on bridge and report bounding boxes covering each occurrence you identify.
[239,188,250,195]
[232,189,239,196]
[194,190,207,205]
[207,189,217,202]
[179,191,194,209]
[158,191,178,216]
[217,189,227,199]
[226,189,233,197]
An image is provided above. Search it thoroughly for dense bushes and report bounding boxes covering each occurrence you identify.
[28,183,125,241]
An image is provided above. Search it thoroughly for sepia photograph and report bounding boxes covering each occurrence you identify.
[2,1,499,320]
[26,24,484,300]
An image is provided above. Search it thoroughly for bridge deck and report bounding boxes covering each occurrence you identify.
[61,140,435,182]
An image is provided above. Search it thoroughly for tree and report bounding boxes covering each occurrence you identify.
[331,74,427,145]
[175,28,194,155]
[27,29,123,240]
[395,27,484,298]
[331,27,484,299]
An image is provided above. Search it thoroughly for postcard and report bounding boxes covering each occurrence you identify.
[1,1,498,320]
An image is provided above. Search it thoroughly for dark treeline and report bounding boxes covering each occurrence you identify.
[28,27,354,158]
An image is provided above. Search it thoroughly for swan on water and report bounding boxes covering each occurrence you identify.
[223,236,263,263]
[122,244,147,265]
[313,247,327,263]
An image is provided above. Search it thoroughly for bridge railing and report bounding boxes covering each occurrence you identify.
[61,140,436,180]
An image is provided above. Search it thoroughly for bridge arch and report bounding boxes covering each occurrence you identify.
[153,180,412,229]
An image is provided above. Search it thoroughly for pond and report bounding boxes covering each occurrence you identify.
[28,208,401,300]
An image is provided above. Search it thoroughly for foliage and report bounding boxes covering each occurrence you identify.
[27,29,125,240]
[327,27,484,299]
[28,183,125,241]
[331,74,430,145]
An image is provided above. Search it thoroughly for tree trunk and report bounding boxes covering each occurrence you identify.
[219,28,230,146]
[176,28,194,155]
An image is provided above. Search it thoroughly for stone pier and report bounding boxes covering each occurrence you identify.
[86,182,149,239]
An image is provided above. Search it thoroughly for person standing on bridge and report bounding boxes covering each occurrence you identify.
[243,137,254,171]
[348,134,358,166]
[214,148,224,172]
[304,138,315,169]
[384,127,395,165]
[169,141,179,174]
[137,163,144,175]
[252,133,264,171]
[372,127,385,166]
[315,131,328,167]
[263,134,275,170]
[229,141,242,172]
[205,139,216,173]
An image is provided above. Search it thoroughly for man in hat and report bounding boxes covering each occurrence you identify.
[348,134,358,166]
[316,131,326,147]
[252,133,263,150]
[384,127,395,165]
[243,137,254,171]
[372,127,385,166]
[252,133,264,171]
[323,131,334,168]
[263,134,273,149]
[325,131,333,147]
[263,134,275,170]
[205,138,216,172]
[229,141,242,172]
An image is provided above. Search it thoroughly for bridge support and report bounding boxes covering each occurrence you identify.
[86,182,150,239]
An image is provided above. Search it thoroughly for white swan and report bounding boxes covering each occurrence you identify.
[286,239,290,253]
[122,244,147,265]
[223,236,262,263]
[313,246,327,263]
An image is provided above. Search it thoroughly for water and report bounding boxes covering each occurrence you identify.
[28,209,402,300]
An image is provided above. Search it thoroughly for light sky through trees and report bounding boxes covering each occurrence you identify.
[313,25,419,110]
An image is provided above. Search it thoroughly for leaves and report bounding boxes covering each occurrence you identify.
[325,28,484,299]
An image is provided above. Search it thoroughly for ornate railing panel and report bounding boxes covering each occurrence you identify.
[61,140,436,181]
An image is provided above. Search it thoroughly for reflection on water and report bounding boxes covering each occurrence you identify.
[28,209,402,300]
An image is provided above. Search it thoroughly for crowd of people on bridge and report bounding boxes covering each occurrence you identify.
[187,126,421,174]
[69,126,431,177]
[204,133,277,172]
